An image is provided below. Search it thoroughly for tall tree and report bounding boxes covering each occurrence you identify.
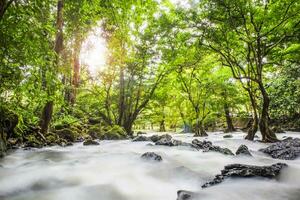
[192,0,300,142]
[40,0,64,134]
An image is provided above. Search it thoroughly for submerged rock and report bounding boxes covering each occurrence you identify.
[137,131,147,135]
[271,126,285,133]
[149,135,160,142]
[192,139,212,150]
[206,146,234,155]
[192,139,234,155]
[177,190,197,200]
[141,152,162,161]
[202,163,287,188]
[132,135,150,142]
[83,139,100,146]
[236,144,252,156]
[155,137,176,146]
[223,134,233,138]
[259,137,300,160]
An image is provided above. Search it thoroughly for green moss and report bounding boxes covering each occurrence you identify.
[103,125,127,140]
[87,125,103,139]
[26,135,42,148]
[55,128,77,142]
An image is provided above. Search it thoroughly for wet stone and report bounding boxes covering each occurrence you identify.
[177,190,197,200]
[236,144,252,156]
[141,152,162,161]
[192,139,234,155]
[132,135,150,142]
[83,139,100,146]
[202,162,287,188]
[259,137,300,160]
[223,134,233,138]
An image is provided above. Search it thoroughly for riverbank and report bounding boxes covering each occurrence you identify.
[1,131,300,200]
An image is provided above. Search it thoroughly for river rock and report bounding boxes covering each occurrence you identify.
[132,135,150,142]
[0,138,6,158]
[192,139,234,155]
[137,131,147,135]
[202,162,287,188]
[177,190,197,200]
[192,139,212,150]
[141,152,162,161]
[236,144,252,156]
[83,139,100,146]
[208,146,234,155]
[152,134,172,142]
[259,137,300,160]
[223,134,233,138]
[271,126,285,133]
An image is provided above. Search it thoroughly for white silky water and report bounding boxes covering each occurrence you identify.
[1,131,300,200]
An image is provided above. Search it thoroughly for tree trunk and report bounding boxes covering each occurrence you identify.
[118,66,125,125]
[194,119,207,137]
[224,103,235,133]
[70,33,81,105]
[123,119,134,136]
[39,0,63,134]
[258,82,278,142]
[159,119,166,132]
[245,90,259,140]
[40,101,53,134]
[0,0,14,21]
[245,115,258,140]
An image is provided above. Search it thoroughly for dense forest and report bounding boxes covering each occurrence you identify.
[0,0,300,199]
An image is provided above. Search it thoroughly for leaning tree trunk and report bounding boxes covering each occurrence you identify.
[224,104,235,133]
[245,90,259,140]
[258,82,278,142]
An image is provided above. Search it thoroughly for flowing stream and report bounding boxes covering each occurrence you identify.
[1,131,300,200]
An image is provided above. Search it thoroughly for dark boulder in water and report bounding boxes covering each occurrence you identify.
[136,131,147,135]
[192,139,234,155]
[149,135,161,142]
[177,190,197,200]
[223,134,233,138]
[236,144,252,156]
[155,135,192,147]
[202,162,287,188]
[132,135,150,142]
[83,139,100,146]
[192,139,212,150]
[141,152,162,161]
[259,137,300,160]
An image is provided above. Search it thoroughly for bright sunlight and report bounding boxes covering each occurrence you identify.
[80,26,107,75]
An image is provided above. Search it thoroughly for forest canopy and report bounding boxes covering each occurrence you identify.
[0,0,300,150]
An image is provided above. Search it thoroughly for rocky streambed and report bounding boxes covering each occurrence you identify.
[1,131,300,200]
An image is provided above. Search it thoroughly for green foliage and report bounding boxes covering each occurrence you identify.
[0,0,299,140]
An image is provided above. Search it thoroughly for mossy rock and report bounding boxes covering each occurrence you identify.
[45,132,59,145]
[55,128,77,142]
[25,135,43,148]
[102,125,127,140]
[87,125,103,139]
[88,117,102,125]
[0,138,6,157]
[83,139,100,146]
[0,106,18,140]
